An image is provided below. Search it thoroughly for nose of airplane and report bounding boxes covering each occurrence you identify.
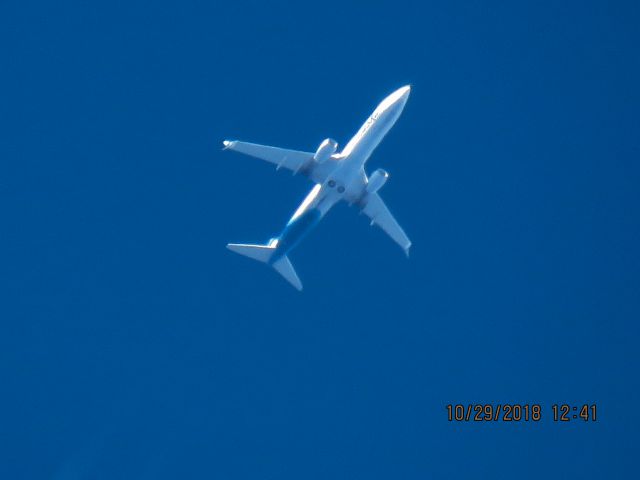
[392,85,411,106]
[394,85,411,108]
[377,85,412,115]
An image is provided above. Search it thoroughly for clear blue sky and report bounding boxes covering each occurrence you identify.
[1,1,639,478]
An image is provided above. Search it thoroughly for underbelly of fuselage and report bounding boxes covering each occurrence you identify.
[270,207,322,262]
[270,116,396,260]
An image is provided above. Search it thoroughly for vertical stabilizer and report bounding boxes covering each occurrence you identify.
[272,256,303,291]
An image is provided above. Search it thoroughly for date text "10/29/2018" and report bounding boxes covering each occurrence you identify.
[446,404,597,422]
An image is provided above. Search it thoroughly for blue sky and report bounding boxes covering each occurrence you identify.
[1,1,639,478]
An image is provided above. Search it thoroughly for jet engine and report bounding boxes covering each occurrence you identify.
[366,169,389,194]
[313,138,338,163]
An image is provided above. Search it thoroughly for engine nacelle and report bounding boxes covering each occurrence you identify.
[313,138,338,163]
[366,169,389,194]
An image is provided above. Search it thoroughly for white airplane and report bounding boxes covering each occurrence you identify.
[223,85,412,290]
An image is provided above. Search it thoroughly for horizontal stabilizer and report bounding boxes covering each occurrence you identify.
[226,244,303,291]
[272,256,303,291]
[226,243,275,263]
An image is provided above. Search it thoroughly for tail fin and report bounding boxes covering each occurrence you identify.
[226,243,303,291]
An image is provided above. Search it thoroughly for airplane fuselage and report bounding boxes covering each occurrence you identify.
[267,86,411,264]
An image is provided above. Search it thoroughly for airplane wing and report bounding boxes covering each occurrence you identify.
[223,140,314,175]
[361,193,411,256]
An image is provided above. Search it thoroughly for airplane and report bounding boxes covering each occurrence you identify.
[223,85,412,290]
